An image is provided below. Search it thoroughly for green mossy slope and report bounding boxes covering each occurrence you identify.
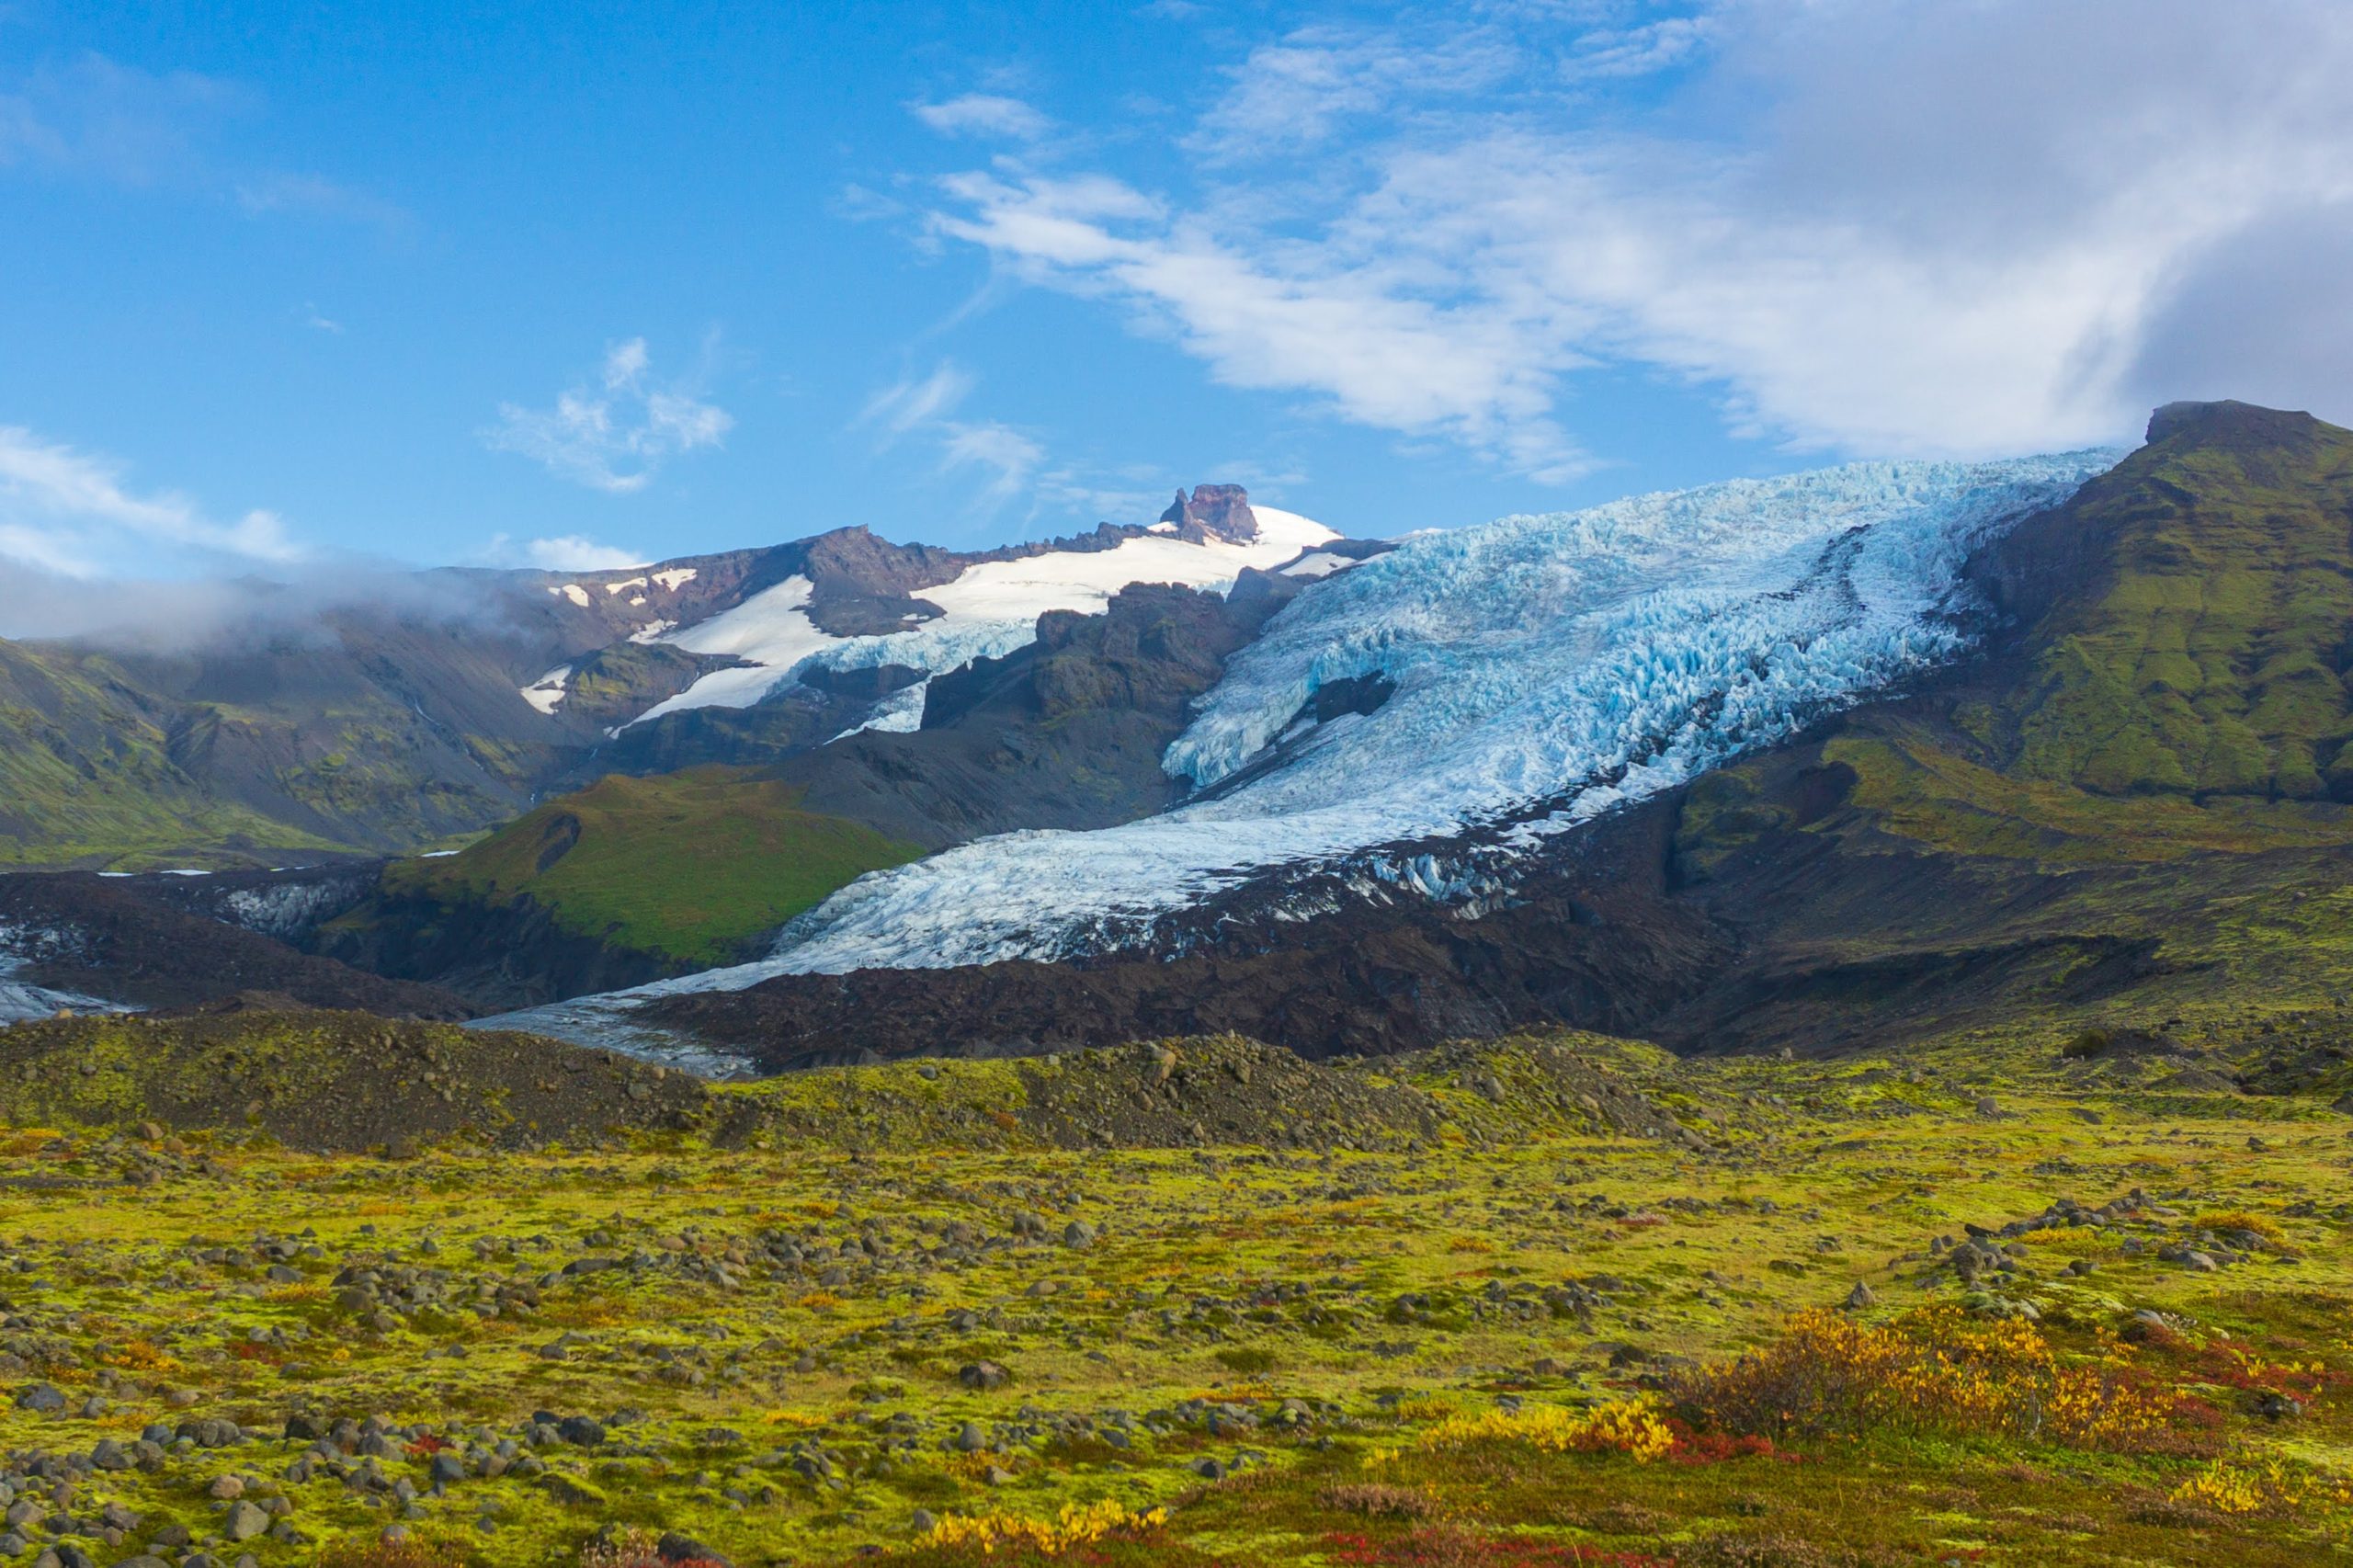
[0,641,348,868]
[2004,403,2353,801]
[374,767,925,966]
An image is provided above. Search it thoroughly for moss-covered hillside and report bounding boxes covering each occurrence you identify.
[0,642,348,869]
[2005,401,2353,800]
[334,770,924,978]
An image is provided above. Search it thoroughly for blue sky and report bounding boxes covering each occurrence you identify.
[5,0,2352,596]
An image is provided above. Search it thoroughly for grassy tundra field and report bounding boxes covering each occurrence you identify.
[0,1015,2347,1567]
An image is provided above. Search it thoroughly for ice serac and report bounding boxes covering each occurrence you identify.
[483,449,2122,1040]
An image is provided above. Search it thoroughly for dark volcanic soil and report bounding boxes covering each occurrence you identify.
[0,872,475,1018]
[640,801,1732,1067]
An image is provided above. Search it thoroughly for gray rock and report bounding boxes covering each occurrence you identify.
[555,1415,605,1448]
[12,1385,62,1415]
[958,1360,1011,1392]
[222,1500,269,1541]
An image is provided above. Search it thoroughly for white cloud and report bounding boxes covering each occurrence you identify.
[523,535,646,572]
[483,337,734,493]
[0,52,235,185]
[859,361,1044,509]
[928,169,1597,482]
[0,425,302,579]
[914,0,2353,470]
[913,94,1051,141]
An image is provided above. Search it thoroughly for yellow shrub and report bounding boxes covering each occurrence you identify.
[1415,1398,1674,1462]
[1672,1308,2173,1449]
[920,1499,1167,1555]
[2171,1460,2291,1516]
[100,1339,182,1375]
[2193,1210,2284,1244]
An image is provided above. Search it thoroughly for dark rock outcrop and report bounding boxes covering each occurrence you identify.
[0,873,473,1019]
[313,889,688,1015]
[1160,483,1258,543]
[778,581,1287,848]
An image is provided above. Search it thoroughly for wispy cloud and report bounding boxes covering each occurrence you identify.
[234,171,412,234]
[860,361,1041,508]
[912,94,1051,141]
[1184,22,1519,163]
[0,424,302,579]
[1564,16,1714,78]
[858,361,1167,523]
[861,362,977,436]
[483,338,734,494]
[938,421,1047,507]
[0,51,237,185]
[909,0,2353,469]
[927,168,1597,483]
[0,51,409,229]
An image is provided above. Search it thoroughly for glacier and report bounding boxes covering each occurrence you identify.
[480,448,2120,1046]
[0,929,132,1026]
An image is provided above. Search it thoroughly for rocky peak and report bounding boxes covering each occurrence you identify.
[2145,398,2321,448]
[1159,483,1258,545]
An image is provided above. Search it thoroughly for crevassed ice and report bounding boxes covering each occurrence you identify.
[489,449,2120,1031]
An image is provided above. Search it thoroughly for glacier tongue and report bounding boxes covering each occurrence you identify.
[483,448,2120,1036]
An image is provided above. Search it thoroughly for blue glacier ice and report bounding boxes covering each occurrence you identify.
[481,448,2121,1041]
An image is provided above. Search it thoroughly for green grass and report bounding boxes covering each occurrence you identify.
[380,767,925,964]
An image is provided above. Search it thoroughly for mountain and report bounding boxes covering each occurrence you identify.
[494,402,2353,1071]
[18,406,2353,1068]
[305,574,1328,1006]
[0,485,1348,870]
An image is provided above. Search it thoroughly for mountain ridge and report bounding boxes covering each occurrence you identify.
[0,485,1349,869]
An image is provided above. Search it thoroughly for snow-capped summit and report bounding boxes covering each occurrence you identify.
[625,496,1336,729]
